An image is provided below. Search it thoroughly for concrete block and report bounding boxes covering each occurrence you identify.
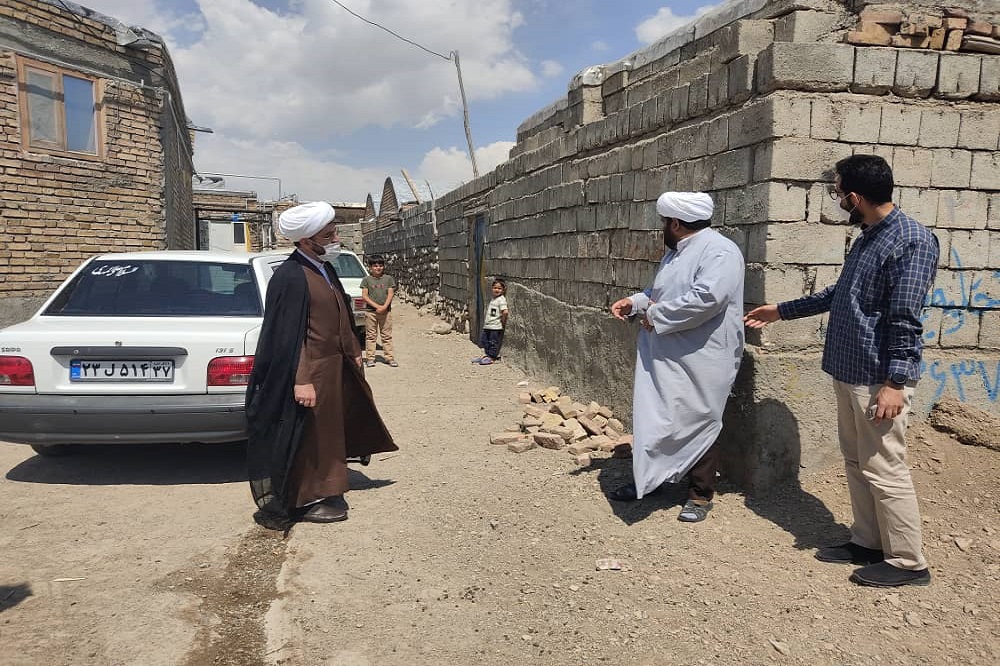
[728,181,808,225]
[991,194,1000,231]
[745,264,810,302]
[974,54,1000,102]
[918,109,961,148]
[851,47,896,95]
[896,188,939,228]
[708,116,729,154]
[688,74,710,118]
[938,309,981,348]
[893,49,939,97]
[757,42,855,93]
[814,265,842,292]
[990,231,1000,269]
[707,67,729,110]
[971,152,1000,190]
[936,53,982,100]
[728,100,772,148]
[717,19,775,64]
[728,54,755,105]
[926,270,972,307]
[752,314,828,350]
[879,105,922,146]
[839,104,882,143]
[669,85,690,124]
[971,270,1000,308]
[775,10,840,43]
[948,230,992,269]
[762,222,849,264]
[809,99,843,141]
[755,138,853,182]
[930,149,973,188]
[957,109,1000,150]
[807,182,852,224]
[771,95,812,138]
[978,311,1000,348]
[712,148,753,189]
[937,190,989,230]
[892,147,932,187]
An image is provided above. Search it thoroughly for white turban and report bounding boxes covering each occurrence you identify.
[277,201,335,241]
[656,191,714,224]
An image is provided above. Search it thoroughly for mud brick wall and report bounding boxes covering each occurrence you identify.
[0,0,194,325]
[364,0,1000,492]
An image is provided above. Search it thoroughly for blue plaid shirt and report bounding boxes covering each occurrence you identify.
[777,207,939,386]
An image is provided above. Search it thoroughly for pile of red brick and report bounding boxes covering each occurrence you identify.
[490,386,633,466]
[847,7,1000,54]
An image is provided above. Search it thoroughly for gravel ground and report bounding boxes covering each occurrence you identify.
[0,300,996,665]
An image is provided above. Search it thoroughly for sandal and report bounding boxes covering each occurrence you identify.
[677,500,713,522]
[388,360,399,367]
[365,360,376,368]
[608,483,639,502]
[479,357,494,365]
[471,356,484,364]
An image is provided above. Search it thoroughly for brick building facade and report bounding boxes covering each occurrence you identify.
[0,0,197,325]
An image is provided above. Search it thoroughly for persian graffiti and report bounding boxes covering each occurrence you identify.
[921,247,1000,343]
[921,358,1000,405]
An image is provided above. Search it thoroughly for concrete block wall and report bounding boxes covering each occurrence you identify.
[363,203,441,307]
[366,0,1000,493]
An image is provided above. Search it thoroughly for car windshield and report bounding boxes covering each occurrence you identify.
[330,253,366,278]
[44,260,263,317]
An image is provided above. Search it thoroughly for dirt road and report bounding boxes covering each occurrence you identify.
[1,302,997,665]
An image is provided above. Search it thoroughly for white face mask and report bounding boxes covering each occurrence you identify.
[321,242,341,259]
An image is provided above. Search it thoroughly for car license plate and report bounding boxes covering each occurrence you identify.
[70,359,174,382]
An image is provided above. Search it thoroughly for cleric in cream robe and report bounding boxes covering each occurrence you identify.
[609,192,745,522]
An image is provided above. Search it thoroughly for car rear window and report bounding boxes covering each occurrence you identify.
[44,260,263,317]
[331,253,366,278]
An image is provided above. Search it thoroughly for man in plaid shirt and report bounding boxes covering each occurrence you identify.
[745,155,938,588]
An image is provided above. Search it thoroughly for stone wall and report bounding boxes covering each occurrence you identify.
[364,202,441,306]
[364,0,1000,492]
[0,0,194,325]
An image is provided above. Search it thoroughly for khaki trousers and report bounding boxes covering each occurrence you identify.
[364,310,393,361]
[833,380,926,570]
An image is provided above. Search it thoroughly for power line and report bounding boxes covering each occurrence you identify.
[328,0,451,61]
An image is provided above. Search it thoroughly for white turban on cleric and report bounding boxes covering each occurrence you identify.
[277,201,336,241]
[655,191,714,224]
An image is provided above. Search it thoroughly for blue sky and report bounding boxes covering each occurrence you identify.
[79,0,717,203]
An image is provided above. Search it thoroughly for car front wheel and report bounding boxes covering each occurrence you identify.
[30,444,79,457]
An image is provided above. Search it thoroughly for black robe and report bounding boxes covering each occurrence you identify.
[246,251,397,530]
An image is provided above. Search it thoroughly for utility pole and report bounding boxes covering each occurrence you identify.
[452,50,479,178]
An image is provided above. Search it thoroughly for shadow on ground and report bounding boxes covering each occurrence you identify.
[573,457,689,525]
[743,482,850,550]
[0,583,32,612]
[4,442,248,485]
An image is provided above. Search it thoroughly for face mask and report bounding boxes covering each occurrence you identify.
[320,242,341,259]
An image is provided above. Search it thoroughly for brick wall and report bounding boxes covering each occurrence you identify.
[364,0,1000,491]
[0,0,194,325]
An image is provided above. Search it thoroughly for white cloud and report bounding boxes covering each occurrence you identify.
[415,141,515,192]
[635,4,718,44]
[591,40,609,52]
[81,0,539,140]
[192,134,385,203]
[540,59,563,78]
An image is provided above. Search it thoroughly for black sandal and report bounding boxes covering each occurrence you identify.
[608,483,640,502]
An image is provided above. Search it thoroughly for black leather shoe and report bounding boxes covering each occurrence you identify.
[850,561,931,587]
[815,541,884,565]
[299,501,348,523]
[322,495,349,511]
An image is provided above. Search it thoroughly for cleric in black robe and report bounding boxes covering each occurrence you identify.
[246,201,397,531]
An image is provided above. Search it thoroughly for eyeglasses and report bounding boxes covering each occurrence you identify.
[828,185,850,201]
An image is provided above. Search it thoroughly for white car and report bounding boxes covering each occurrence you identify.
[0,249,369,456]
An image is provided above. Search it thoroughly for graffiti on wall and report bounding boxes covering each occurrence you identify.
[920,247,999,343]
[914,248,1000,407]
[921,358,1000,405]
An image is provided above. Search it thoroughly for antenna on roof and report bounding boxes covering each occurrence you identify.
[400,169,422,204]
